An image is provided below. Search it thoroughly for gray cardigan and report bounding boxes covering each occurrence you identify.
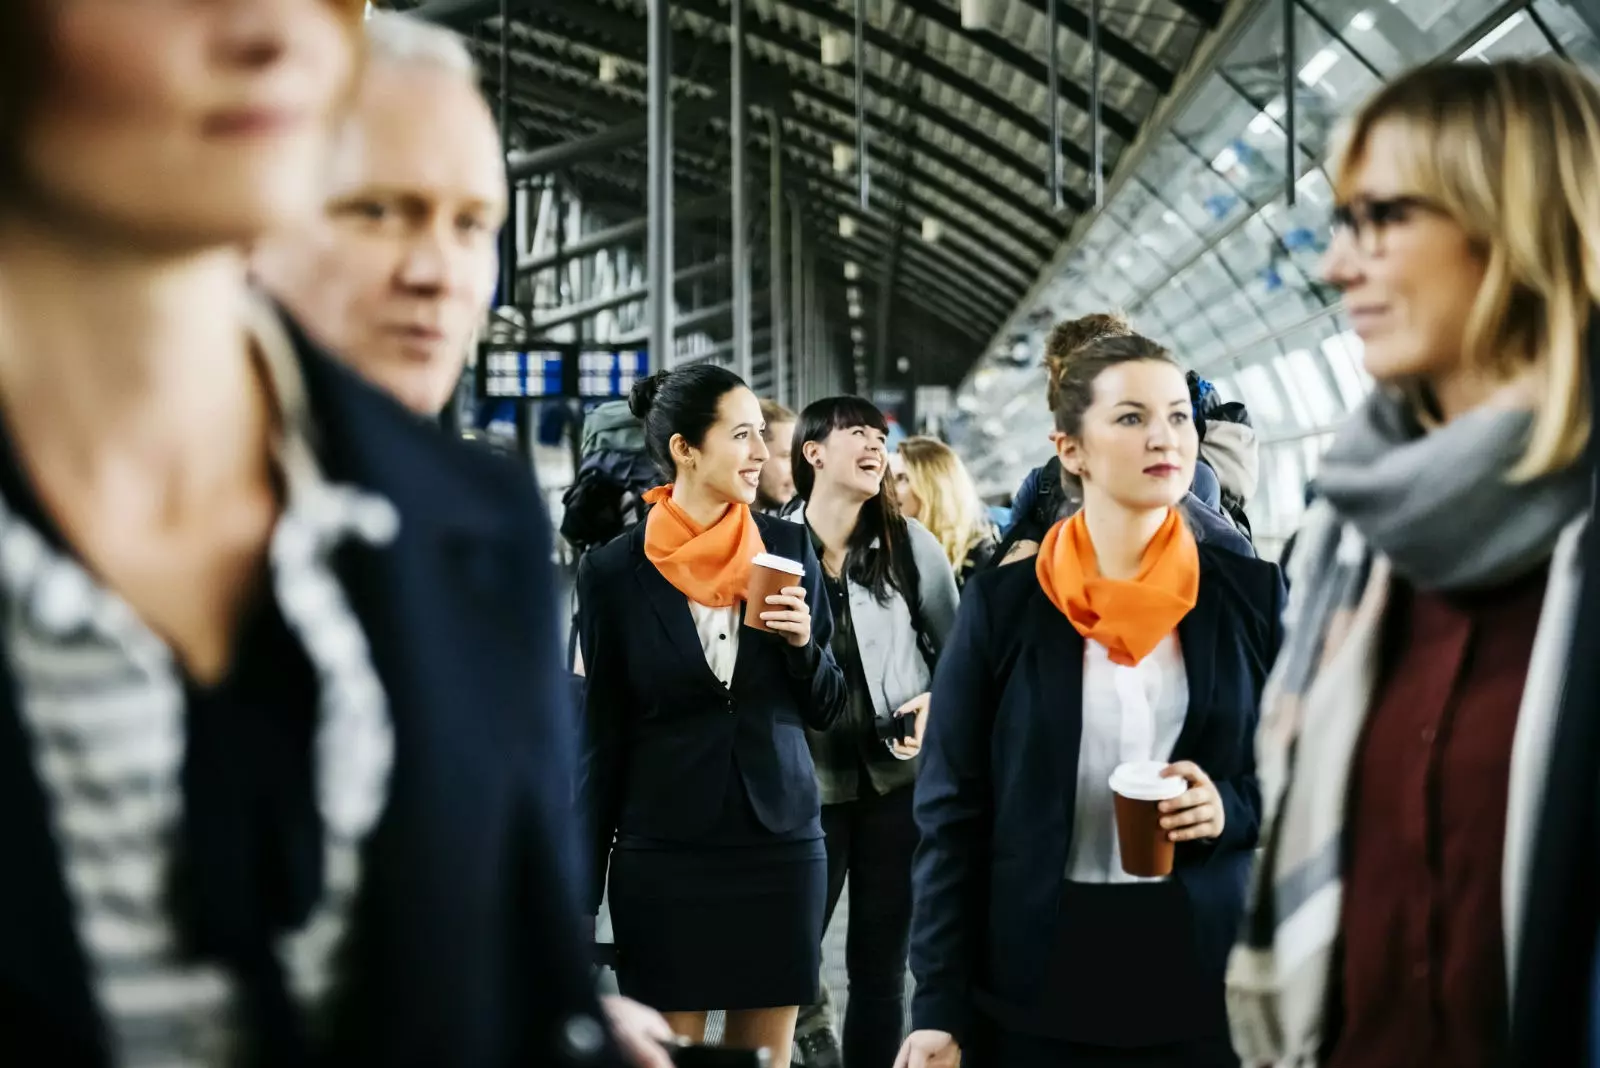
[789,506,961,800]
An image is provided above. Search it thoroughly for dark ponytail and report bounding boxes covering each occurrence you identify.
[629,364,749,479]
[794,396,912,603]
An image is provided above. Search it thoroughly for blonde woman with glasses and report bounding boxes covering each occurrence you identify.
[1228,57,1600,1068]
[890,437,998,589]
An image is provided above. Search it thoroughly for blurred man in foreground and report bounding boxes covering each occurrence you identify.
[256,15,675,1068]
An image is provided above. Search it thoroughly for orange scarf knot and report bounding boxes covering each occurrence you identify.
[641,484,767,607]
[1035,508,1199,667]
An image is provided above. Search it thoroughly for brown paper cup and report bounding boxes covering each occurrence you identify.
[1110,761,1187,878]
[744,553,806,632]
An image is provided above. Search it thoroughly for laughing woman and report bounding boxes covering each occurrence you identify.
[578,366,847,1067]
[898,334,1283,1068]
[789,396,961,1068]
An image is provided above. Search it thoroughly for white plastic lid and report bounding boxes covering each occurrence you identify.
[751,552,805,576]
[1109,761,1186,801]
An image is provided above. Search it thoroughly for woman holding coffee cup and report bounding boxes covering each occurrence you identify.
[897,334,1283,1068]
[786,396,961,1068]
[577,364,847,1066]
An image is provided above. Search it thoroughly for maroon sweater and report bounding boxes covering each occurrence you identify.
[1326,564,1548,1068]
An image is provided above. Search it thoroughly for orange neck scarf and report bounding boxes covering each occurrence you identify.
[1035,508,1200,667]
[642,485,767,608]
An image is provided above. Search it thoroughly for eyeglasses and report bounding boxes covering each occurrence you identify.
[1329,195,1442,254]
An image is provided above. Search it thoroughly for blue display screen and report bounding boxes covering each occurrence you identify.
[580,349,649,399]
[483,350,564,398]
[480,347,650,400]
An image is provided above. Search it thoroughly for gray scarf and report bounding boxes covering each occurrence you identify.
[1316,388,1587,591]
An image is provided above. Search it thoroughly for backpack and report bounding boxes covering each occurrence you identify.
[559,401,663,558]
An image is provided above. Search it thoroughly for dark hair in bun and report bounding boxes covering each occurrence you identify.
[629,365,748,478]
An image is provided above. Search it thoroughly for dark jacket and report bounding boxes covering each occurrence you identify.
[908,545,1284,1045]
[577,516,848,908]
[0,326,619,1066]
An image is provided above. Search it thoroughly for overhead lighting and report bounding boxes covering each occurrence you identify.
[896,357,911,374]
[1162,209,1181,225]
[847,286,861,303]
[598,55,621,83]
[1348,10,1376,31]
[844,261,861,280]
[821,29,851,67]
[832,143,856,174]
[1212,145,1240,172]
[839,215,857,238]
[921,217,943,243]
[959,0,1000,31]
[1298,48,1340,86]
[851,326,865,343]
[849,304,862,318]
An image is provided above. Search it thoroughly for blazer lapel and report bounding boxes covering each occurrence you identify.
[1170,565,1220,761]
[630,527,724,690]
[1025,590,1086,816]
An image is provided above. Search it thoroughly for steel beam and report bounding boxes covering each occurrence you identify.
[769,0,1139,141]
[648,0,674,369]
[732,0,752,383]
[506,95,725,177]
[769,114,790,406]
[1091,0,1104,208]
[517,196,723,276]
[1284,0,1297,207]
[893,0,1171,103]
[529,258,729,332]
[514,4,1080,225]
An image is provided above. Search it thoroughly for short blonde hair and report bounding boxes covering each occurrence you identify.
[1332,57,1600,480]
[897,437,991,573]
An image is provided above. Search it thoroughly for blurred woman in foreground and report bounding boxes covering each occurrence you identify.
[0,3,616,1063]
[1227,57,1600,1068]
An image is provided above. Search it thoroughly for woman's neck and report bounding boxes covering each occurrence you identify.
[0,215,271,516]
[670,478,733,530]
[804,483,866,562]
[1081,495,1170,580]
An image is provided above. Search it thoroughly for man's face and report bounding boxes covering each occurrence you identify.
[254,61,507,415]
[758,419,796,510]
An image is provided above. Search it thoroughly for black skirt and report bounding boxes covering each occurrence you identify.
[608,838,828,1011]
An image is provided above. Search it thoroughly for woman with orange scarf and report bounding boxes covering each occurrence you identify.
[896,335,1284,1068]
[577,365,847,1066]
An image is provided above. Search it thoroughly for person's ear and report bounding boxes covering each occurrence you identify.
[1057,434,1087,480]
[670,433,697,472]
[802,439,825,470]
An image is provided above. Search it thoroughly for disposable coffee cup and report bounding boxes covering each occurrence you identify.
[1110,761,1188,878]
[745,553,806,632]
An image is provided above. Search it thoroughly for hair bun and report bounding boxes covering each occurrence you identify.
[628,373,667,421]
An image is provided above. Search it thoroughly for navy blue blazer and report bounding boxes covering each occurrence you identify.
[0,325,619,1066]
[908,544,1284,1044]
[577,515,847,910]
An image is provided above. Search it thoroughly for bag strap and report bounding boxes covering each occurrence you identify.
[893,532,940,673]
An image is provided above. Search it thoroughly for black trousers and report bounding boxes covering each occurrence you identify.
[814,785,918,1068]
[964,1028,1239,1068]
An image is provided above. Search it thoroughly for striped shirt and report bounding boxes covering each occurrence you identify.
[2,305,399,1065]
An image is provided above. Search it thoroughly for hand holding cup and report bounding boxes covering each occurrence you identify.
[1157,761,1225,843]
[759,585,813,649]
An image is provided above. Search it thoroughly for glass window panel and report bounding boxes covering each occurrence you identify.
[1461,11,1553,60]
[1271,354,1316,429]
[1321,328,1373,407]
[1236,364,1290,431]
[1283,347,1343,426]
[1536,0,1600,69]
